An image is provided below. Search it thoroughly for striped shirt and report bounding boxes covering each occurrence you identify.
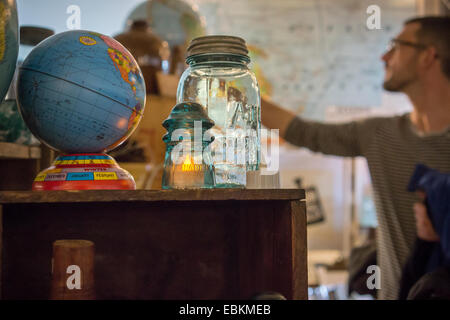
[284,113,450,300]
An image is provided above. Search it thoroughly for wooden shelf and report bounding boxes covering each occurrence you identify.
[0,142,41,159]
[0,188,305,204]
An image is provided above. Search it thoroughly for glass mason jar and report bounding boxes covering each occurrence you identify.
[176,36,261,188]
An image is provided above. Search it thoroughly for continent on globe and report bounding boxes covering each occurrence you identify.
[79,36,97,46]
[127,103,142,130]
[99,34,135,62]
[107,47,139,94]
[79,31,142,97]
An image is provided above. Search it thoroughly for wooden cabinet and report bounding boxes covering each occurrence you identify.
[0,142,41,191]
[0,189,307,299]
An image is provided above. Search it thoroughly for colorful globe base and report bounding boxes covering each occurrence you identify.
[32,153,136,191]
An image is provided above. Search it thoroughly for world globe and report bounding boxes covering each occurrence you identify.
[0,0,18,102]
[126,0,206,48]
[16,30,146,154]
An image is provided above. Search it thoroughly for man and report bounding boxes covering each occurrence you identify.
[261,16,450,299]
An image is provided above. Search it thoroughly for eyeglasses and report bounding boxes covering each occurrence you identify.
[386,38,428,52]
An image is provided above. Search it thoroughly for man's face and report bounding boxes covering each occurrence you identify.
[381,23,423,92]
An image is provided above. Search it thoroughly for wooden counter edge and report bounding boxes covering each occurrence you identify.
[0,189,305,204]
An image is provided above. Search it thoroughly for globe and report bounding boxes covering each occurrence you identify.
[126,0,206,48]
[16,30,146,154]
[0,0,18,102]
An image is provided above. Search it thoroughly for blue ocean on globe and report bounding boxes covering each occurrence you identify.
[16,30,146,153]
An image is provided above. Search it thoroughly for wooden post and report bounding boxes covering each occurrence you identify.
[50,240,95,300]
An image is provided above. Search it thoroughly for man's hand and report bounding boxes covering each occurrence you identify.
[413,192,440,242]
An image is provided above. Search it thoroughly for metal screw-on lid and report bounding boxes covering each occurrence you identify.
[186,35,249,59]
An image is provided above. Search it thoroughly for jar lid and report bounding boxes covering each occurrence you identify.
[186,35,249,59]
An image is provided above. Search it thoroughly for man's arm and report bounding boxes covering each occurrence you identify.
[261,97,380,157]
[261,96,296,138]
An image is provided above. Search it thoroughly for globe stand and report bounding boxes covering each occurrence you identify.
[32,153,135,190]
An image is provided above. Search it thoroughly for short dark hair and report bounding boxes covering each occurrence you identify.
[405,16,450,79]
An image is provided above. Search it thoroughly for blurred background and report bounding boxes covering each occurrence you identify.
[3,0,449,299]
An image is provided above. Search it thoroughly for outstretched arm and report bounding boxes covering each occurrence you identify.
[261,97,380,158]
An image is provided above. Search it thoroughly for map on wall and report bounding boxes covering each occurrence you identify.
[188,0,416,120]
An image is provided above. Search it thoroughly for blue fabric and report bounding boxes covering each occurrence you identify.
[408,164,450,269]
